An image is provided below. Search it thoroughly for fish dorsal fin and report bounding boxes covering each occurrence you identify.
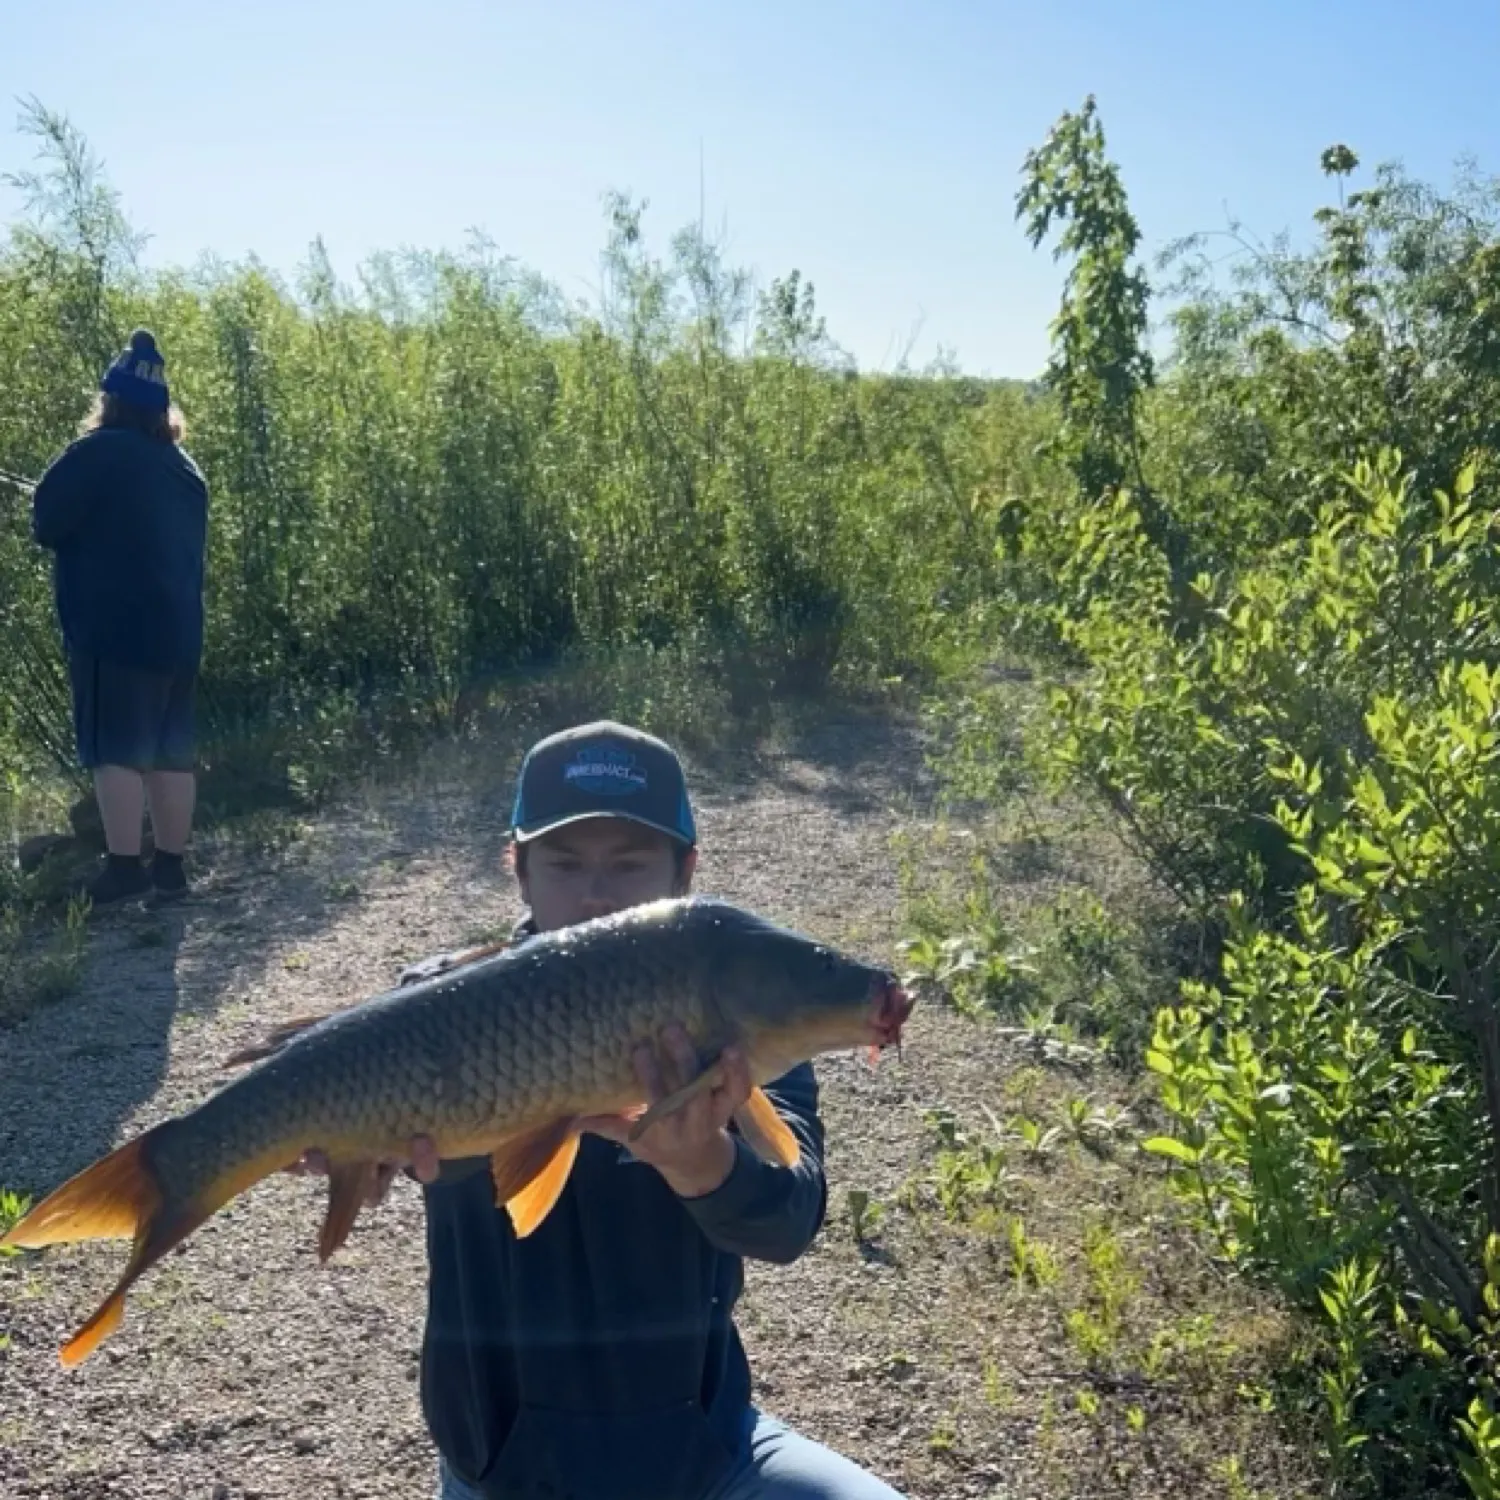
[318,1160,380,1261]
[222,1013,331,1069]
[503,1131,581,1238]
[734,1086,801,1168]
[223,937,518,1073]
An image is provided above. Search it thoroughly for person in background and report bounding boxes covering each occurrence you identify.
[31,328,209,905]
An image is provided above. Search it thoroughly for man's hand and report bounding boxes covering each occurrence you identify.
[285,1135,442,1207]
[581,1023,749,1199]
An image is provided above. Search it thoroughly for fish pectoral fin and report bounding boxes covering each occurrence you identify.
[627,1060,728,1142]
[503,1129,581,1239]
[489,1119,579,1206]
[733,1086,801,1168]
[317,1160,381,1262]
[222,1013,331,1069]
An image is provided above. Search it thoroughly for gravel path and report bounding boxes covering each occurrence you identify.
[0,701,1313,1500]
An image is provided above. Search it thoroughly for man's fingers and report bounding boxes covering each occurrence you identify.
[716,1047,752,1127]
[409,1135,441,1184]
[661,1024,700,1092]
[633,1042,666,1101]
[292,1137,438,1196]
[724,1046,751,1098]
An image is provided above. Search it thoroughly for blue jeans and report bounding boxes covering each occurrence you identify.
[437,1409,905,1499]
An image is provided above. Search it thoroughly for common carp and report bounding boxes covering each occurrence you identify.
[2,897,913,1367]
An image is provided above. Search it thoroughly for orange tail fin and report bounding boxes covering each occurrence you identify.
[1,1136,161,1251]
[2,1126,258,1367]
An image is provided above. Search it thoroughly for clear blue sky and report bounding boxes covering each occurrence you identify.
[2,0,1496,378]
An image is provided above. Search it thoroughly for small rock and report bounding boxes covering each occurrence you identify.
[213,1485,231,1500]
[293,1430,320,1454]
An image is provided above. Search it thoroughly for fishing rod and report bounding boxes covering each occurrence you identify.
[0,468,37,495]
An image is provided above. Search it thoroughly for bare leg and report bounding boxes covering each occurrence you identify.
[93,766,146,856]
[144,771,196,855]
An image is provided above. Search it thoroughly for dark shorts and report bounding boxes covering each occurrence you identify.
[67,651,197,773]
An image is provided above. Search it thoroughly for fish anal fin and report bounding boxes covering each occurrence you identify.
[317,1160,380,1262]
[222,1013,331,1070]
[734,1086,801,1168]
[627,1060,727,1143]
[503,1130,581,1239]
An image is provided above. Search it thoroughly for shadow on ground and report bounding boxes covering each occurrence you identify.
[0,900,189,1199]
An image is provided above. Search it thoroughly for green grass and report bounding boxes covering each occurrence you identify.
[889,1071,1321,1497]
[891,756,1326,1497]
[0,1188,33,1252]
[0,891,90,1028]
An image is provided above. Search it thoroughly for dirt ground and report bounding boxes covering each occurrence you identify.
[0,700,1318,1500]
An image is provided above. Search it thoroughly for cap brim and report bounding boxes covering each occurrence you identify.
[510,809,695,847]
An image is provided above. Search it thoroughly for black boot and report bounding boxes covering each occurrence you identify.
[150,850,189,902]
[84,853,152,906]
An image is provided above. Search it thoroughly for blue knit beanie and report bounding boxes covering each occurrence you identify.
[100,328,170,413]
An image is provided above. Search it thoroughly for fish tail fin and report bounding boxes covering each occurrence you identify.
[56,1180,219,1368]
[3,1125,255,1368]
[58,1279,130,1366]
[1,1134,162,1251]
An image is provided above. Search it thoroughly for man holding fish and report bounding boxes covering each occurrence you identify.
[4,720,911,1499]
[394,721,907,1499]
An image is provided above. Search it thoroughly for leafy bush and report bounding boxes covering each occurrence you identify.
[0,101,1034,829]
[908,95,1500,1496]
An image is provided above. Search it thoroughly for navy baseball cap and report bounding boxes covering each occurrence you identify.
[509,720,697,847]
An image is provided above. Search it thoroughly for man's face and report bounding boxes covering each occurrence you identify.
[517,817,695,933]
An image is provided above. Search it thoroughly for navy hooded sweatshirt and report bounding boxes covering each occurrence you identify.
[31,426,209,672]
[402,923,829,1500]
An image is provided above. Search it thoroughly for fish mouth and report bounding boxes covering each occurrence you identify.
[867,975,915,1051]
